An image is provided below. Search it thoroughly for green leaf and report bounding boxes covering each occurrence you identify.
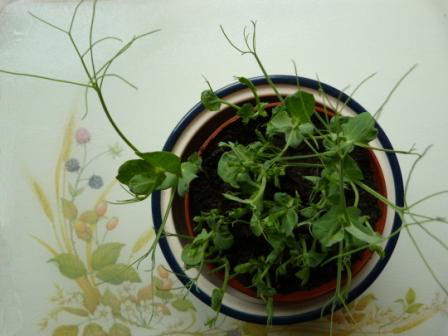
[275,263,288,278]
[285,128,304,147]
[177,153,202,196]
[405,303,423,314]
[91,243,124,271]
[61,198,78,220]
[157,172,178,190]
[266,244,284,264]
[344,207,382,252]
[234,262,255,274]
[342,155,363,182]
[345,223,381,246]
[296,267,310,285]
[228,207,249,219]
[342,112,378,144]
[101,289,121,315]
[329,115,350,133]
[211,288,224,311]
[181,244,206,267]
[116,159,154,185]
[250,213,263,236]
[405,288,416,305]
[213,226,234,250]
[217,151,249,189]
[308,251,325,266]
[280,209,298,237]
[238,77,258,97]
[50,253,87,279]
[181,229,211,267]
[193,228,213,244]
[257,102,269,117]
[273,192,291,204]
[299,122,314,135]
[109,323,131,336]
[96,264,141,285]
[83,323,107,336]
[236,103,255,124]
[128,173,163,196]
[285,90,315,124]
[312,206,345,247]
[201,90,221,111]
[300,206,317,218]
[171,298,196,312]
[138,151,181,176]
[53,325,78,336]
[266,109,293,136]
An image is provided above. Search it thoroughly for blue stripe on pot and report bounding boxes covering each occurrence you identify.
[152,75,404,325]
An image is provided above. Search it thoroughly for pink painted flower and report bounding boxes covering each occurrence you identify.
[106,216,119,231]
[157,265,170,279]
[95,201,108,217]
[160,278,173,290]
[75,128,91,144]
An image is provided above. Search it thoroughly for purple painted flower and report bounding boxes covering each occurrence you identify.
[75,128,91,144]
[88,175,103,189]
[65,158,80,172]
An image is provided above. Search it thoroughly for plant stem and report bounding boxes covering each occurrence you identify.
[89,0,98,81]
[355,143,419,156]
[339,158,351,225]
[81,36,123,58]
[281,153,327,160]
[406,226,448,295]
[68,33,94,83]
[219,98,240,110]
[350,182,360,208]
[0,69,91,88]
[374,64,417,119]
[356,181,403,212]
[408,190,448,209]
[94,86,139,153]
[149,189,176,261]
[284,162,324,168]
[252,52,284,103]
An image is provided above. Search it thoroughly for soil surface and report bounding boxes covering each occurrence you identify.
[188,113,383,294]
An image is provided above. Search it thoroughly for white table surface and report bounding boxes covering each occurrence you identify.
[1,1,448,335]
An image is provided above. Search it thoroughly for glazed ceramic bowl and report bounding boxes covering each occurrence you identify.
[152,75,404,324]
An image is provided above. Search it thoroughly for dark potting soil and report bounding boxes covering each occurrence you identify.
[188,114,383,294]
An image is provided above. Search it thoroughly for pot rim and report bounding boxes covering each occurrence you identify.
[183,102,388,303]
[152,75,404,325]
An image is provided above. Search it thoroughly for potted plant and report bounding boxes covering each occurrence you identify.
[1,1,447,333]
[154,73,399,326]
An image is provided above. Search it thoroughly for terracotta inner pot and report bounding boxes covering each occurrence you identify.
[183,102,388,303]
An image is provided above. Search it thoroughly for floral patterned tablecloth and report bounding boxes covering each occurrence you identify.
[1,1,448,335]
